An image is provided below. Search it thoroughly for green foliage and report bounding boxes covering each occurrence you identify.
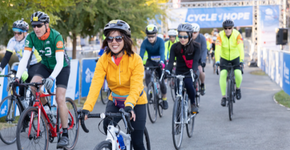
[0,0,74,45]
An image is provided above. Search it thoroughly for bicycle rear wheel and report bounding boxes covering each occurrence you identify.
[0,96,22,145]
[147,82,158,123]
[100,87,110,105]
[94,141,112,150]
[170,78,176,102]
[227,80,233,121]
[172,97,184,149]
[16,106,48,150]
[63,97,79,150]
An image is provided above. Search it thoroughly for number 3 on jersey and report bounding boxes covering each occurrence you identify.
[39,47,52,56]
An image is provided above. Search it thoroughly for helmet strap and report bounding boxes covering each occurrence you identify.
[111,49,124,58]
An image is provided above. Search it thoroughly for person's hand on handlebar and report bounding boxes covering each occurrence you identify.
[159,61,165,69]
[81,109,90,120]
[124,106,136,121]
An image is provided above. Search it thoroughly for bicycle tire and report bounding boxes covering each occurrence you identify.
[100,88,110,105]
[16,106,49,150]
[227,80,233,121]
[157,82,163,118]
[63,97,80,150]
[94,140,112,150]
[0,96,22,145]
[144,127,151,150]
[147,82,158,123]
[172,97,184,149]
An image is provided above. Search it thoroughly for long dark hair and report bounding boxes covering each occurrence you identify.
[102,30,134,56]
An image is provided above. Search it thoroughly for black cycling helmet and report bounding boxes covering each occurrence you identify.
[222,19,234,28]
[104,20,131,38]
[30,11,50,25]
[13,18,29,32]
[177,23,193,39]
[145,24,158,35]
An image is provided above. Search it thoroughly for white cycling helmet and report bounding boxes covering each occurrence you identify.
[191,23,200,32]
[168,30,178,36]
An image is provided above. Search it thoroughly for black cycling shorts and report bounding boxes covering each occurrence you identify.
[220,57,241,71]
[34,63,70,89]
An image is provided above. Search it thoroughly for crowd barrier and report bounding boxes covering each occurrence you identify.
[258,48,290,96]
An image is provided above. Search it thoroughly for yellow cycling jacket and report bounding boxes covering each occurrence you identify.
[164,39,178,60]
[83,51,147,112]
[215,29,244,62]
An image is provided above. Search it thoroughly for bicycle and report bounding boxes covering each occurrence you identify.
[168,62,176,102]
[168,69,197,150]
[15,80,79,150]
[145,66,164,123]
[216,63,244,121]
[78,108,151,150]
[0,70,35,145]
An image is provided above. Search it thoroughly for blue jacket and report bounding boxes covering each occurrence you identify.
[193,34,207,63]
[140,37,165,63]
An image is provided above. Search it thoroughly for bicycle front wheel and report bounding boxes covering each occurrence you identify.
[0,96,22,145]
[186,98,195,138]
[144,127,151,150]
[64,97,80,150]
[94,141,112,150]
[147,82,157,123]
[16,106,48,150]
[172,97,184,149]
[227,80,233,121]
[195,80,201,107]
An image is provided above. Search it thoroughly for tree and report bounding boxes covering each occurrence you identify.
[0,0,74,45]
[53,0,167,59]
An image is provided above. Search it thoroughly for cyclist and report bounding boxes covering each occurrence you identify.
[166,23,201,113]
[164,29,178,61]
[215,19,244,107]
[191,23,207,96]
[15,11,71,148]
[140,24,168,110]
[211,32,218,63]
[0,19,42,97]
[81,20,147,150]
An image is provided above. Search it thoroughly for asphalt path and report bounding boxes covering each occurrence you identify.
[1,62,290,150]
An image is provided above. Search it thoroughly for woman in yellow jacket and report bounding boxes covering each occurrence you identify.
[81,20,147,150]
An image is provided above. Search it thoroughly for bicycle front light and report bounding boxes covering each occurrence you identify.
[100,113,106,119]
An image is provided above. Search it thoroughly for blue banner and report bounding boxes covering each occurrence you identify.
[81,58,97,97]
[185,6,253,28]
[283,53,290,96]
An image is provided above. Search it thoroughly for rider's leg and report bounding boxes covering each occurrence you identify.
[131,104,146,150]
[184,77,198,113]
[56,87,68,129]
[103,101,121,134]
[198,65,206,95]
[220,69,228,106]
[156,65,168,109]
[234,69,243,100]
[144,61,153,87]
[30,75,48,105]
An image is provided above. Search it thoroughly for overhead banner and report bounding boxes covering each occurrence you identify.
[168,6,253,29]
[258,5,280,50]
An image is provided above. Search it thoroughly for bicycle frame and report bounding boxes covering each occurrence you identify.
[26,87,75,138]
[105,124,131,150]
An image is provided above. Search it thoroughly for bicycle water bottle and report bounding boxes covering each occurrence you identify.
[50,105,57,125]
[117,134,126,150]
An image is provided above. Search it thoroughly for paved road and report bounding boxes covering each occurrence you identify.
[1,62,290,150]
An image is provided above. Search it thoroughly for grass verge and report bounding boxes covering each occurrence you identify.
[275,90,290,108]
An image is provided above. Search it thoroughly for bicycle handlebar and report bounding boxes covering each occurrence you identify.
[12,79,53,97]
[215,63,244,75]
[78,108,134,133]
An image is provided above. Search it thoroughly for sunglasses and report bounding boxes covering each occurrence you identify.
[14,32,23,35]
[32,24,44,28]
[178,35,189,39]
[169,36,176,38]
[224,27,232,30]
[107,36,123,43]
[147,36,155,39]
